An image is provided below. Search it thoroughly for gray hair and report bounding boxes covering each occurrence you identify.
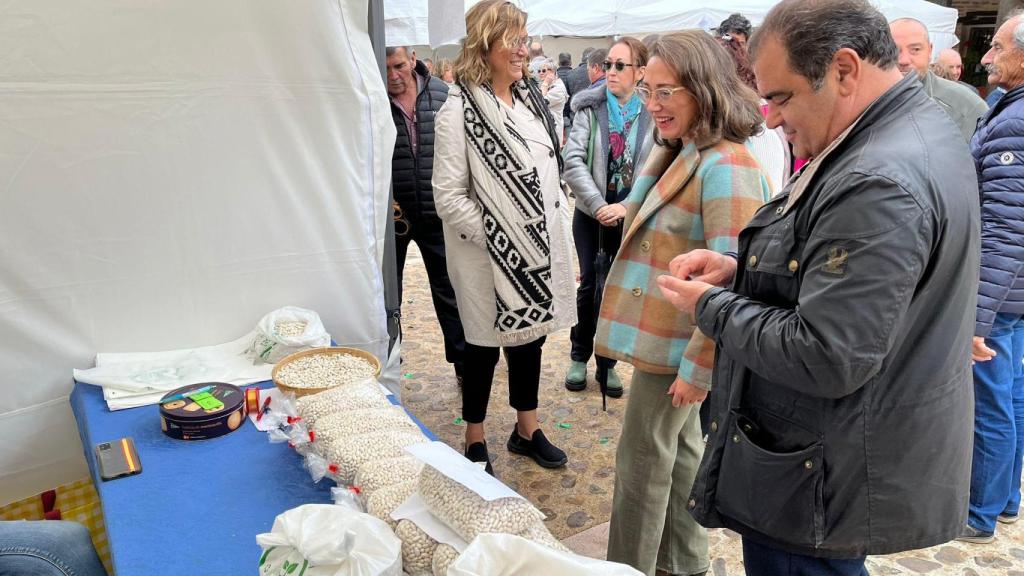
[587,48,608,68]
[750,0,898,90]
[1010,9,1024,50]
[385,46,412,58]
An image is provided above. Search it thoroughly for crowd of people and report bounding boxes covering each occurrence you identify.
[380,0,1023,574]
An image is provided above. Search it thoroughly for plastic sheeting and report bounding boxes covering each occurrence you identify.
[386,0,468,47]
[0,0,395,505]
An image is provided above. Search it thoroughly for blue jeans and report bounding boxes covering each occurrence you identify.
[0,521,107,576]
[742,538,867,576]
[970,312,1024,533]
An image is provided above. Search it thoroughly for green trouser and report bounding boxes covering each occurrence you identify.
[606,369,709,576]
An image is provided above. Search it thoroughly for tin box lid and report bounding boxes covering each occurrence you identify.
[158,382,244,423]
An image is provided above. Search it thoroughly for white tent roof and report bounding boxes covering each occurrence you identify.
[388,0,960,55]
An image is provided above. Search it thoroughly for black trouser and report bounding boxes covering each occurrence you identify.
[462,336,546,424]
[394,212,466,372]
[570,208,621,368]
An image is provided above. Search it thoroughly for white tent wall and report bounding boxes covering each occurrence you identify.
[0,0,395,505]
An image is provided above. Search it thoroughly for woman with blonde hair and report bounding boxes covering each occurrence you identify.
[432,0,576,473]
[595,31,771,575]
[434,58,454,85]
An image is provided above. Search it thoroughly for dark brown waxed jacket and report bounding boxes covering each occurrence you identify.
[689,74,980,557]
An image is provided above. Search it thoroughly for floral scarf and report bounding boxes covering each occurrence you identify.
[606,89,643,201]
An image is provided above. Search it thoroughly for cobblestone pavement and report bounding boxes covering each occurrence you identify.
[397,243,1024,574]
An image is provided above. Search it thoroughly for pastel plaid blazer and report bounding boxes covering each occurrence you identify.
[594,139,770,389]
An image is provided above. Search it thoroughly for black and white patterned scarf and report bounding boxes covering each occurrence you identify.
[458,78,563,345]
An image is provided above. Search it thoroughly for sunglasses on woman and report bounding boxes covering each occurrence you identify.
[602,60,635,72]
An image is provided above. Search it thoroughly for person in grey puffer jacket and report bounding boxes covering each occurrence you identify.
[562,37,654,397]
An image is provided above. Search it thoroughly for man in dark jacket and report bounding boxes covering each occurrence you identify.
[961,10,1024,544]
[656,0,979,572]
[385,46,466,383]
[557,52,574,129]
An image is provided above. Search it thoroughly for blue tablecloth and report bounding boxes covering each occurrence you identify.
[69,380,434,576]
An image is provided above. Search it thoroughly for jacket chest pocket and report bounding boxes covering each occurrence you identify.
[738,210,804,308]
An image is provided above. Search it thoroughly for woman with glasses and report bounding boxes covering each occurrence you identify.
[530,56,568,143]
[595,31,771,576]
[562,36,654,398]
[432,0,576,473]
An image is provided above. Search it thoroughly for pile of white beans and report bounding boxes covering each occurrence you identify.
[274,320,307,337]
[311,407,421,457]
[276,352,377,389]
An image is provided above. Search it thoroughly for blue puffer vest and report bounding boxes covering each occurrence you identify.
[970,84,1024,336]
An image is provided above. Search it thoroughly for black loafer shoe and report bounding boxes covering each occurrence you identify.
[465,441,494,476]
[999,512,1020,524]
[507,426,568,468]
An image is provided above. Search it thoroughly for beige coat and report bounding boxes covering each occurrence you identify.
[432,87,577,347]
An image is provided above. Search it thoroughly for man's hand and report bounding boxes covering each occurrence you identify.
[668,249,738,287]
[595,203,627,226]
[667,376,707,407]
[656,275,713,317]
[972,336,997,363]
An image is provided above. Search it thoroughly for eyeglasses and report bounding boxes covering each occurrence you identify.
[602,60,635,72]
[507,35,532,50]
[635,85,690,104]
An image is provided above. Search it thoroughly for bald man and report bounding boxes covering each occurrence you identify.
[936,48,982,95]
[891,18,987,141]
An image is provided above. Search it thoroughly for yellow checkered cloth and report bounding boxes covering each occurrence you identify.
[0,477,113,575]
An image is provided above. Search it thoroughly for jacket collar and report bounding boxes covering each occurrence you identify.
[781,73,920,215]
[622,142,700,244]
[988,83,1024,120]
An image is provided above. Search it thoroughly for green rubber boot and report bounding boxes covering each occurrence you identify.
[605,368,623,398]
[564,360,587,391]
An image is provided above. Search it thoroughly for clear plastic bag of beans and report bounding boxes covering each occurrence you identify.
[418,464,545,543]
[321,430,428,485]
[294,380,390,428]
[432,544,460,576]
[310,406,421,457]
[366,479,418,530]
[353,455,425,500]
[395,519,438,576]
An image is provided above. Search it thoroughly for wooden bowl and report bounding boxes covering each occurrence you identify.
[272,347,382,398]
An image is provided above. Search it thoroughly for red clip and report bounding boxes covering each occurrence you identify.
[255,396,272,422]
[308,430,316,442]
[328,463,339,474]
[287,441,295,449]
[287,416,302,425]
[350,485,362,495]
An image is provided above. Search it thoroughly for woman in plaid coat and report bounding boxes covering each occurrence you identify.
[595,32,771,576]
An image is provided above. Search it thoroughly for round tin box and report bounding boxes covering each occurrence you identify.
[159,382,245,441]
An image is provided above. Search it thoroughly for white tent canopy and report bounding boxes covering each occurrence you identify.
[388,0,960,55]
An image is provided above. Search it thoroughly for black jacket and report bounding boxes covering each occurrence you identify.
[390,60,449,220]
[557,65,575,122]
[690,74,980,557]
